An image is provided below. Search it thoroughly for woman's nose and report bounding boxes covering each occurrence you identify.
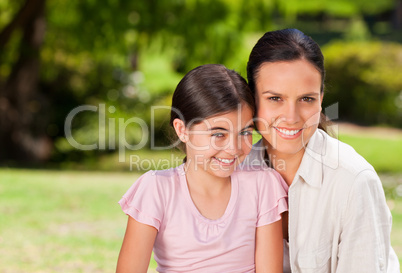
[283,102,300,124]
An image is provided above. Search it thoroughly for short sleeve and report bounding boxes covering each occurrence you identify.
[256,169,288,227]
[118,171,164,230]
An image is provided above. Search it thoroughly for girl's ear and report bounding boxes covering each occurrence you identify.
[172,118,188,143]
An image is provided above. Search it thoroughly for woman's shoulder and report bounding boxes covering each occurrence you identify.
[318,130,376,176]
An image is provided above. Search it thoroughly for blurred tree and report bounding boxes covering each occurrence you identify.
[0,0,271,164]
[323,40,402,127]
[0,0,401,165]
[0,0,49,163]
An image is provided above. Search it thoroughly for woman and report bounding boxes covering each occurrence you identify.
[244,28,399,272]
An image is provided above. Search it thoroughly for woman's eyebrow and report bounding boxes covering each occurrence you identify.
[262,91,320,97]
[299,92,320,97]
[261,90,281,95]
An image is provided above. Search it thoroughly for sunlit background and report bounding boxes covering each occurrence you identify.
[0,0,402,272]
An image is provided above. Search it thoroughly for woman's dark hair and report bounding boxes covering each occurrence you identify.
[247,28,330,132]
[169,64,254,158]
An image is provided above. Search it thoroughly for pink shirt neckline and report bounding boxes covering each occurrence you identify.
[177,164,239,224]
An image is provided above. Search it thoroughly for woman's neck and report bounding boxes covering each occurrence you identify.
[263,141,305,186]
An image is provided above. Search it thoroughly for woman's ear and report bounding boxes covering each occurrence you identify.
[319,92,324,112]
[172,118,188,143]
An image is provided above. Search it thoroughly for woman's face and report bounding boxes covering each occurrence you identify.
[255,59,323,156]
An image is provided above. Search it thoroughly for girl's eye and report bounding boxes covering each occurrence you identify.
[211,132,225,138]
[268,96,281,102]
[301,97,315,102]
[240,130,253,136]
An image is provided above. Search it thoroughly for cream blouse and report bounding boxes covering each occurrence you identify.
[244,129,400,272]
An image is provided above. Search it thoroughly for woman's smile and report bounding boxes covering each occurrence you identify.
[273,127,303,139]
[255,59,323,156]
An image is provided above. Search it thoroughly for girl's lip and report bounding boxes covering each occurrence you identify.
[213,157,236,166]
[273,127,303,139]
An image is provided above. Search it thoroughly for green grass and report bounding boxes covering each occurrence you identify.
[389,199,402,262]
[1,168,401,272]
[338,134,402,173]
[0,169,157,272]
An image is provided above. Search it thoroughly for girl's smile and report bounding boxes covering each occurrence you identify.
[175,105,254,181]
[213,157,236,165]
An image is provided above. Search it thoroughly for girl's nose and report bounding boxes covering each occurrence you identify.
[225,136,242,156]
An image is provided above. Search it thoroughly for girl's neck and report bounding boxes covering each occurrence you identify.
[184,161,231,195]
[183,160,232,220]
[263,141,305,186]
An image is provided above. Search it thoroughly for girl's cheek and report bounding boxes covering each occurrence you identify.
[244,140,253,154]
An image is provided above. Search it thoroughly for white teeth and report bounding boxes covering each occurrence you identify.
[215,157,235,164]
[275,128,301,136]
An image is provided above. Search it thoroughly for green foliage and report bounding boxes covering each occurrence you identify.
[1,0,402,164]
[323,41,402,127]
[35,0,258,162]
[275,0,395,21]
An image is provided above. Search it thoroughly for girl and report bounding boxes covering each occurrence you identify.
[116,64,288,273]
[245,28,399,272]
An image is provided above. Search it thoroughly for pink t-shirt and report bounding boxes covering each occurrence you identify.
[119,164,288,273]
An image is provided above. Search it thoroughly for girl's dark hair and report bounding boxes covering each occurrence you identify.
[170,64,254,158]
[247,28,330,132]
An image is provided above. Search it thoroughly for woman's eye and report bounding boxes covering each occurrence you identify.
[268,96,281,101]
[301,97,315,102]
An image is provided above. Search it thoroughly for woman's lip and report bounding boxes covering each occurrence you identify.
[273,127,303,139]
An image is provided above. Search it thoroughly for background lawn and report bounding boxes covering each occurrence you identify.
[0,169,150,272]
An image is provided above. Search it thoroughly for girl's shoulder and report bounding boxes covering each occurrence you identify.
[119,167,184,231]
[234,164,281,178]
[234,165,288,190]
[129,165,184,192]
[139,164,183,179]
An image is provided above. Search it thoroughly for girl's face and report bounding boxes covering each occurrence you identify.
[179,105,254,179]
[255,59,323,156]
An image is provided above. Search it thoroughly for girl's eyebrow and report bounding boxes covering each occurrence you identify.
[241,124,254,130]
[209,127,229,131]
[209,124,254,132]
